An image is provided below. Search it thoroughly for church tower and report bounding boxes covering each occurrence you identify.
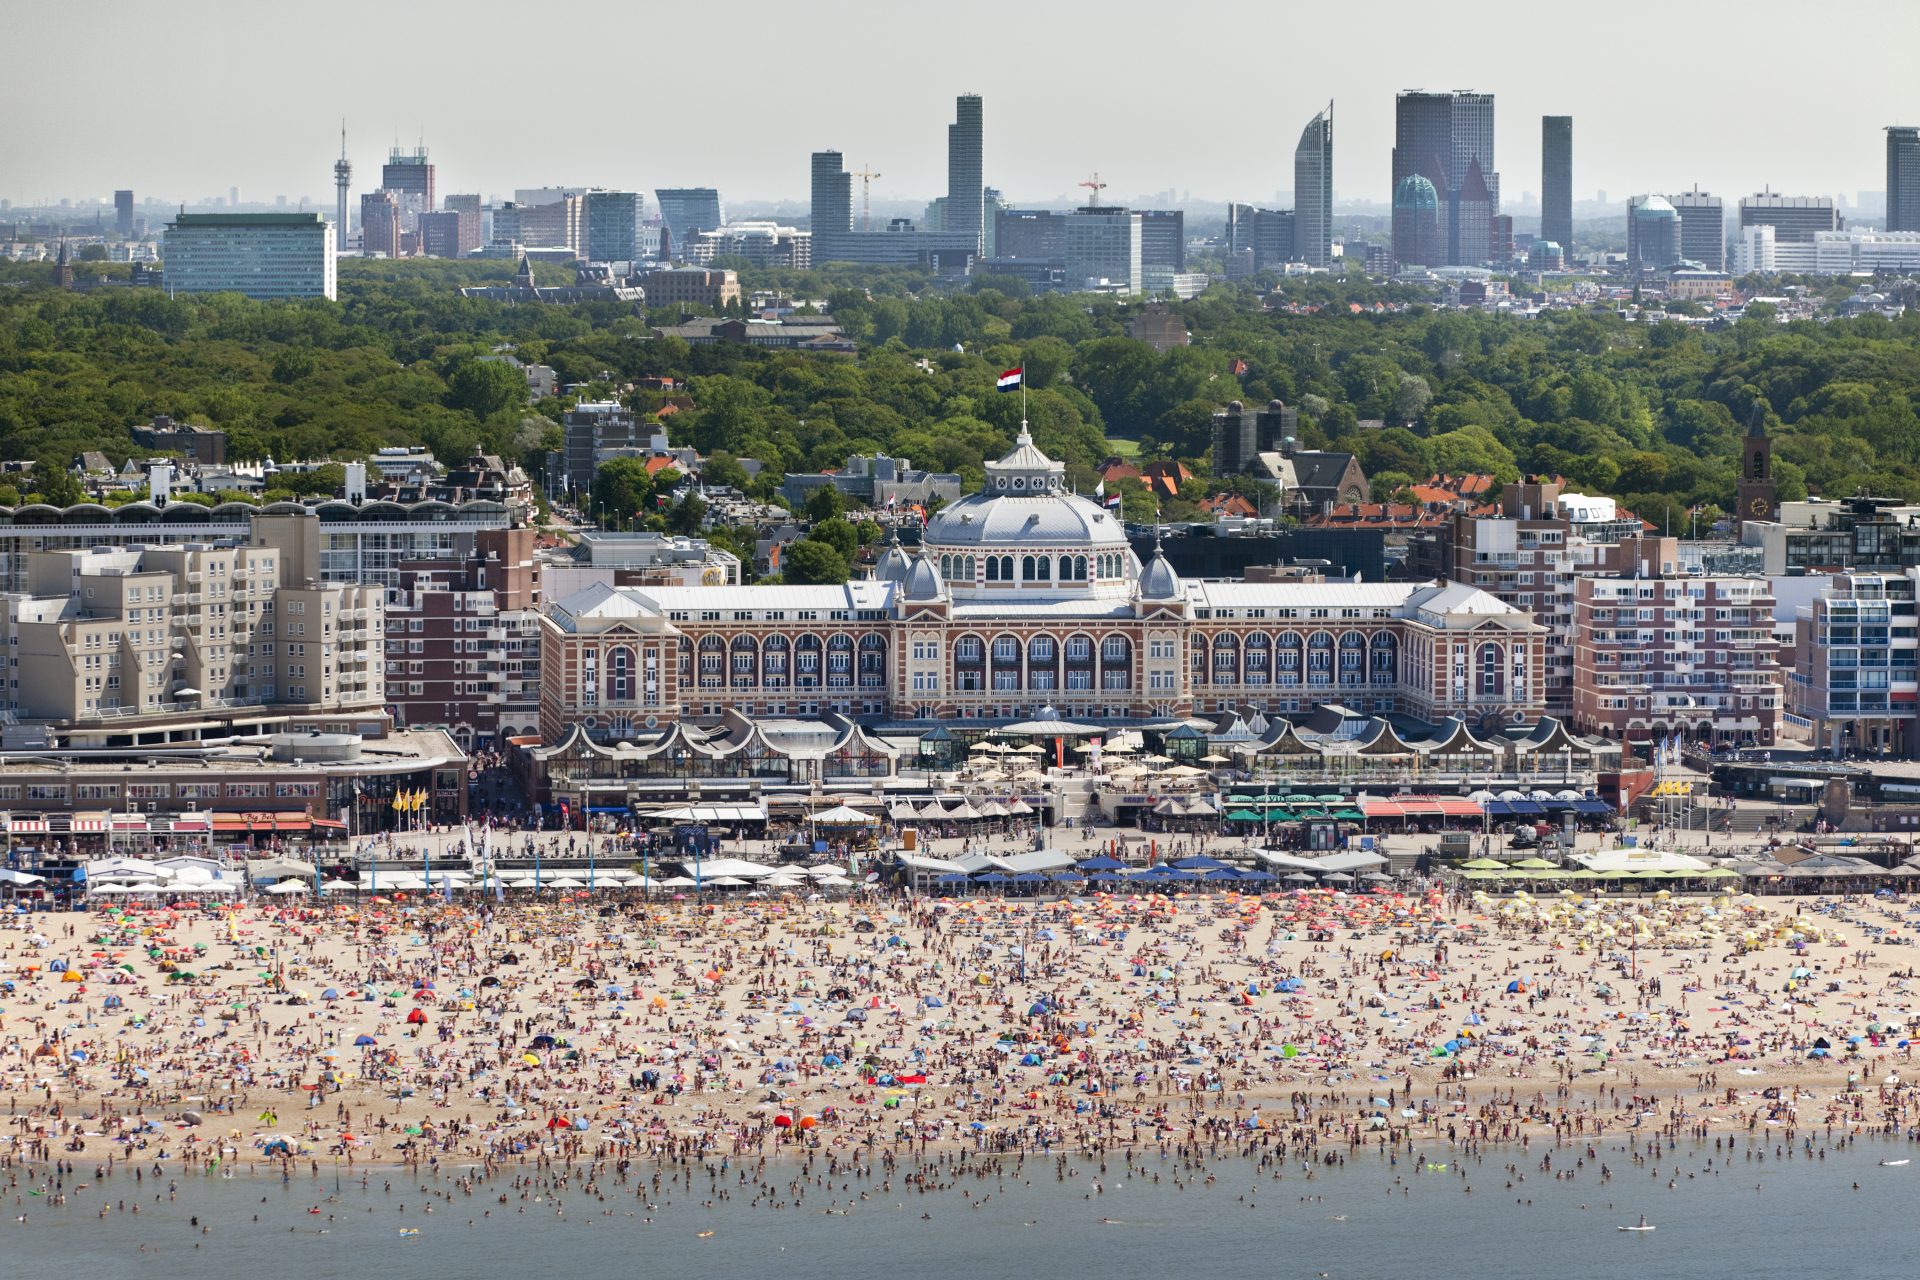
[1736,404,1777,530]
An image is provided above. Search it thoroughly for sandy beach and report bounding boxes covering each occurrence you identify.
[4,885,1918,1176]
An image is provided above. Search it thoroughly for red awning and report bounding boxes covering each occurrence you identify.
[211,812,311,832]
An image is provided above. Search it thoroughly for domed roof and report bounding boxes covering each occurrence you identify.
[922,429,1129,552]
[1393,175,1439,211]
[1137,545,1182,601]
[872,530,913,585]
[904,552,945,601]
[1631,194,1677,219]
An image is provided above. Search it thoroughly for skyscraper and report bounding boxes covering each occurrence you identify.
[1669,188,1725,270]
[1450,93,1498,213]
[360,191,402,258]
[1392,90,1499,267]
[584,190,645,263]
[947,94,984,256]
[163,213,336,300]
[1739,190,1839,243]
[114,189,134,237]
[381,144,435,227]
[1541,116,1571,253]
[655,188,725,257]
[1889,127,1920,232]
[809,151,852,253]
[1293,103,1333,268]
[1626,195,1681,272]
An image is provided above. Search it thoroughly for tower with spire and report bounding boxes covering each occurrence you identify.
[52,238,72,290]
[333,121,353,251]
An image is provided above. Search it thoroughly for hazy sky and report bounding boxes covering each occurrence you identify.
[7,0,1919,211]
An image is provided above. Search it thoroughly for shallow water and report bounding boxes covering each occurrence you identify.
[6,1139,1917,1280]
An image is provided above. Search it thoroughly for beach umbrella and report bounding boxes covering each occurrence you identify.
[354,1034,378,1046]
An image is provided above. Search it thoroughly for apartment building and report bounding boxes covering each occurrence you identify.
[1451,478,1576,715]
[0,542,384,740]
[1571,536,1780,748]
[1788,570,1919,758]
[384,527,542,748]
[0,498,516,599]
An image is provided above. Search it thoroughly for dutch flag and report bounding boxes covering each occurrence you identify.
[996,367,1023,392]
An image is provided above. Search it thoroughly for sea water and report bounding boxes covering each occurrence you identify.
[5,1139,1915,1280]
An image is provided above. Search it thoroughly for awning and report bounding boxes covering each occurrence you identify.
[212,812,311,832]
[69,813,109,834]
[644,804,768,823]
[7,817,48,834]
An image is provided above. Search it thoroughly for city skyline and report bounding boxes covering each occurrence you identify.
[3,0,1916,213]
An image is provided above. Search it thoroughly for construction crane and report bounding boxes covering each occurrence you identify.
[853,164,882,233]
[1078,172,1107,210]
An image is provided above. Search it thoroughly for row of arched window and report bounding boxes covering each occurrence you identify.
[1192,630,1398,687]
[951,631,1132,694]
[937,552,1126,584]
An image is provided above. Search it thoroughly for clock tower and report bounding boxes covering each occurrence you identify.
[1736,405,1777,531]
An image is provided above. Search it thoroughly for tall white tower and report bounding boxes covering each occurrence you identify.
[333,121,352,250]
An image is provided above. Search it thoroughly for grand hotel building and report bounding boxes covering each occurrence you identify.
[538,432,1546,739]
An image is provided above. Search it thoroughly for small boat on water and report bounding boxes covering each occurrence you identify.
[1618,1215,1655,1232]
[398,1228,420,1238]
[1880,1159,1909,1167]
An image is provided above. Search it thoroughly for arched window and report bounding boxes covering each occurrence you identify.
[1478,642,1505,697]
[1276,632,1302,687]
[1067,632,1096,689]
[795,634,823,688]
[763,633,790,687]
[1190,637,1209,686]
[1339,630,1367,685]
[1099,634,1132,692]
[858,633,886,687]
[1028,634,1058,691]
[1000,555,1014,581]
[1369,633,1397,684]
[730,634,758,687]
[1074,555,1088,581]
[698,635,726,687]
[827,633,854,687]
[606,646,632,702]
[1058,555,1073,581]
[986,555,1003,582]
[1021,555,1037,582]
[677,637,692,684]
[991,633,1022,691]
[1246,632,1271,685]
[1307,631,1334,685]
[1212,632,1239,684]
